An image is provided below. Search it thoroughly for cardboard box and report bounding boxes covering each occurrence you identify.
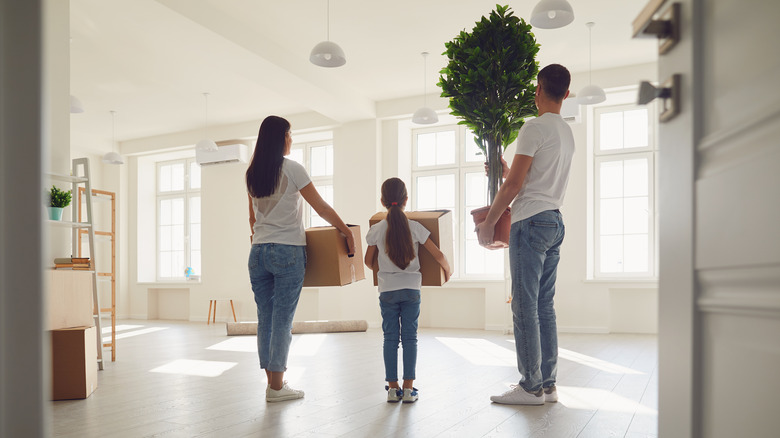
[47,269,95,330]
[303,224,365,287]
[369,210,453,286]
[51,326,98,400]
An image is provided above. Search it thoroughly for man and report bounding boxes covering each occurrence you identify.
[476,64,574,405]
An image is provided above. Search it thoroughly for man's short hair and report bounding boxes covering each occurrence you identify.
[538,64,571,103]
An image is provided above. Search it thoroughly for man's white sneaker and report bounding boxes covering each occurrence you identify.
[402,387,419,403]
[490,385,544,405]
[544,386,558,403]
[386,386,402,403]
[266,382,304,402]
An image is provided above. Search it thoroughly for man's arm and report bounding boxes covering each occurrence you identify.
[475,154,533,245]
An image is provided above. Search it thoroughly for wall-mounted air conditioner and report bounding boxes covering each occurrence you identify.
[196,143,249,166]
[561,97,581,123]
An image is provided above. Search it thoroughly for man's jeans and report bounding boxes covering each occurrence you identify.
[509,210,565,392]
[248,243,306,372]
[379,288,421,382]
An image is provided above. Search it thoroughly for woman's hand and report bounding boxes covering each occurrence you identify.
[344,230,356,257]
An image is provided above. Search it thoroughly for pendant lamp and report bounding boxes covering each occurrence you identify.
[196,93,219,152]
[70,95,85,113]
[578,22,606,105]
[310,0,346,67]
[102,111,124,165]
[530,0,575,29]
[412,52,438,125]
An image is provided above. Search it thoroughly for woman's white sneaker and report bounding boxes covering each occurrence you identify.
[266,382,304,402]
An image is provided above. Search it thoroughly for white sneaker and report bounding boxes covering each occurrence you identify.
[402,387,419,403]
[544,386,558,403]
[490,385,544,405]
[386,386,402,403]
[266,381,304,402]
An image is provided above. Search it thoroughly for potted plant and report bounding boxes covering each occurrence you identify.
[48,185,72,221]
[439,4,539,247]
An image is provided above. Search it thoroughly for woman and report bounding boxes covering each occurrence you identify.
[247,115,355,402]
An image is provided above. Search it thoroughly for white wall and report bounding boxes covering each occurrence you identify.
[116,62,660,333]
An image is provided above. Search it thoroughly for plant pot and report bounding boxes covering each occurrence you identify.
[47,207,64,221]
[471,205,511,249]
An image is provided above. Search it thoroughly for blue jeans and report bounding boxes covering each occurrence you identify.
[379,289,421,382]
[248,243,306,372]
[509,210,565,393]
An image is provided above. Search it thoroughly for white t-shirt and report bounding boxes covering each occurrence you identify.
[366,218,431,293]
[510,112,575,223]
[251,158,312,246]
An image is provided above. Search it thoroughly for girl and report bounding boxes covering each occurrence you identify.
[364,178,452,403]
[247,115,355,402]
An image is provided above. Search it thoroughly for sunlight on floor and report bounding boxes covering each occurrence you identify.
[558,386,657,415]
[289,333,327,357]
[102,326,168,342]
[436,337,515,366]
[558,348,644,375]
[207,337,257,353]
[150,359,237,377]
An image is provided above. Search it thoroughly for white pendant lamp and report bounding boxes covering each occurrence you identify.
[102,111,124,165]
[310,0,346,67]
[412,52,438,125]
[196,92,219,152]
[70,95,84,113]
[530,0,575,29]
[578,22,607,105]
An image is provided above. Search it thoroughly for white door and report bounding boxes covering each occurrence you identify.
[655,0,780,436]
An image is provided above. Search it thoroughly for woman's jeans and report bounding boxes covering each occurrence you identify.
[248,243,306,372]
[379,288,421,382]
[509,210,565,393]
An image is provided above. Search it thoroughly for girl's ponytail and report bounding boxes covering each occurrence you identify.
[382,178,415,270]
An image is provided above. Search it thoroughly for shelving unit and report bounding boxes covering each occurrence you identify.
[47,157,104,370]
[77,187,116,361]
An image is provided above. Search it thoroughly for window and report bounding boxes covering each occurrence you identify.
[157,159,201,280]
[593,104,657,278]
[288,140,334,227]
[412,126,504,279]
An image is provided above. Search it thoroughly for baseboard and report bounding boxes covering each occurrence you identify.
[557,326,610,334]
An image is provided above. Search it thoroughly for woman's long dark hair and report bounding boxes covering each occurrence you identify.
[381,178,415,270]
[246,116,290,198]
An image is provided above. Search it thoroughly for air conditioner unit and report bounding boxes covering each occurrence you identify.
[561,97,581,123]
[196,143,249,166]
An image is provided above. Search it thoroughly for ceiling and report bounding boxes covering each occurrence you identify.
[69,0,658,154]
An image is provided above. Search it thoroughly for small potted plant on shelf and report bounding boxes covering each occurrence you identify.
[48,185,72,221]
[439,4,539,248]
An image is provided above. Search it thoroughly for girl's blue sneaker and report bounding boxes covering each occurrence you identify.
[386,385,402,403]
[402,387,418,403]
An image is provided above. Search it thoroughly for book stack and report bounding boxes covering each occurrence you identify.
[54,257,91,270]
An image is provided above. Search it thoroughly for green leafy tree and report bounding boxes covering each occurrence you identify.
[49,185,72,208]
[439,4,539,203]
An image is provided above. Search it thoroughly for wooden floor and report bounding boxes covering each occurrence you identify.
[51,320,657,437]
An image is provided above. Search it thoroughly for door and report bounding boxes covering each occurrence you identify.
[655,0,780,436]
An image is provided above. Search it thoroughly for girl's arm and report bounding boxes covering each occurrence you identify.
[364,245,379,271]
[422,237,452,283]
[248,194,256,244]
[299,182,356,256]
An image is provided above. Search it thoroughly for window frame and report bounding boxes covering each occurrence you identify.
[156,158,200,281]
[411,124,505,280]
[289,138,334,228]
[592,103,658,280]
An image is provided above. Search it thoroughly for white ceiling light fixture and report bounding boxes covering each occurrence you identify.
[530,0,575,29]
[310,0,346,68]
[578,22,607,105]
[70,95,84,113]
[196,92,219,152]
[412,52,438,125]
[102,111,124,165]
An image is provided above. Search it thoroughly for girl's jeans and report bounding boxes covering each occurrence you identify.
[509,210,565,393]
[379,288,421,382]
[248,243,306,372]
